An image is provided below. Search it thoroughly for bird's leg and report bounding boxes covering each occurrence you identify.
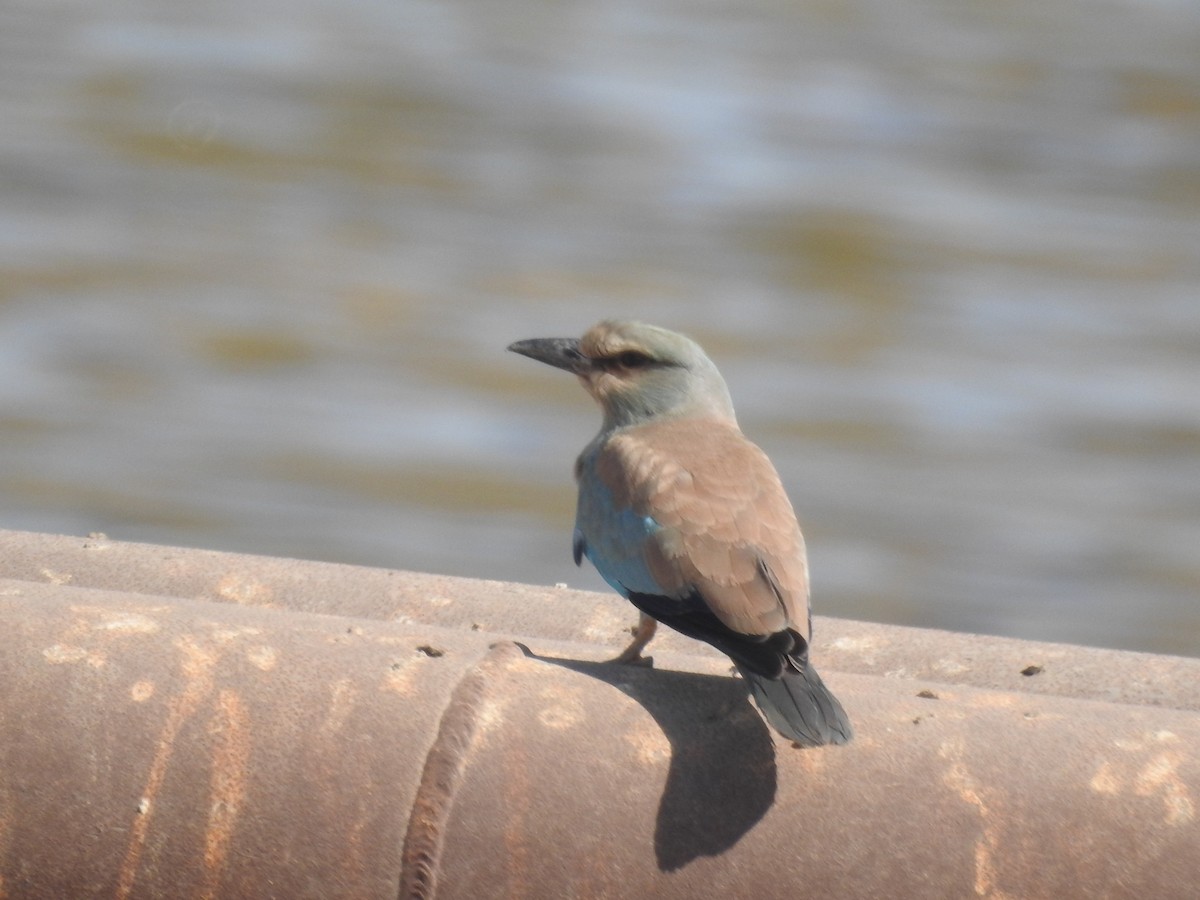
[610,612,657,666]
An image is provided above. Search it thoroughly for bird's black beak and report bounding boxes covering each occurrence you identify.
[507,337,590,375]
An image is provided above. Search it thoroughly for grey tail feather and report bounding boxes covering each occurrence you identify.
[736,662,853,747]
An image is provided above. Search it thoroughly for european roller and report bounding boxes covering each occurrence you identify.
[508,319,852,747]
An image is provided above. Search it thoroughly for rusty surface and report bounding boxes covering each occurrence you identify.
[0,580,495,899]
[4,527,1199,714]
[434,651,1200,899]
[2,529,1199,898]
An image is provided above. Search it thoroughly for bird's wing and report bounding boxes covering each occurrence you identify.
[594,418,810,641]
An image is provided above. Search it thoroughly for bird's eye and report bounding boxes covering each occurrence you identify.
[614,351,653,369]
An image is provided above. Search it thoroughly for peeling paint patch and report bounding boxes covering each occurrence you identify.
[40,568,73,585]
[43,643,105,667]
[96,613,160,635]
[43,644,89,664]
[939,739,1010,898]
[383,659,416,695]
[537,686,584,730]
[130,681,156,703]
[933,658,970,676]
[209,625,262,644]
[1092,737,1195,828]
[1135,753,1177,791]
[538,704,583,729]
[321,679,358,735]
[972,694,1018,710]
[215,574,273,606]
[624,720,670,766]
[1135,753,1194,826]
[245,645,278,671]
[940,740,986,812]
[1089,761,1121,795]
[475,695,508,737]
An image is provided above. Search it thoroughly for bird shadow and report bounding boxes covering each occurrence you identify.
[517,646,778,872]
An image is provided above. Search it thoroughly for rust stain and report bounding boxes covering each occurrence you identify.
[115,635,219,900]
[199,689,252,900]
[939,739,1012,899]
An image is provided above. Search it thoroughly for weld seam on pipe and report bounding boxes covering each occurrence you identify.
[398,641,522,899]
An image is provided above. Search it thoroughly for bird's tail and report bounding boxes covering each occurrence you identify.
[736,662,852,747]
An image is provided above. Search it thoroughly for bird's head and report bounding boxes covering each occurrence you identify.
[508,320,736,429]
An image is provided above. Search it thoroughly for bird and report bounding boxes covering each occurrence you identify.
[508,319,852,747]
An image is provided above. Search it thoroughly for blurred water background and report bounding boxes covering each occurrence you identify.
[2,0,1198,656]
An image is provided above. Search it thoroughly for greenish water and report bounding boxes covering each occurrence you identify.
[2,0,1199,656]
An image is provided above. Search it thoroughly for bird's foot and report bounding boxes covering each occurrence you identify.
[608,648,655,667]
[607,613,658,667]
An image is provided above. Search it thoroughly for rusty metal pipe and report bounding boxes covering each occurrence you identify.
[4,528,1200,714]
[2,531,1199,898]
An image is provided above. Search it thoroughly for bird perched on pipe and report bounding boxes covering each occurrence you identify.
[508,319,852,747]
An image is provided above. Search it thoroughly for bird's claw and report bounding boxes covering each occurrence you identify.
[608,649,654,667]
